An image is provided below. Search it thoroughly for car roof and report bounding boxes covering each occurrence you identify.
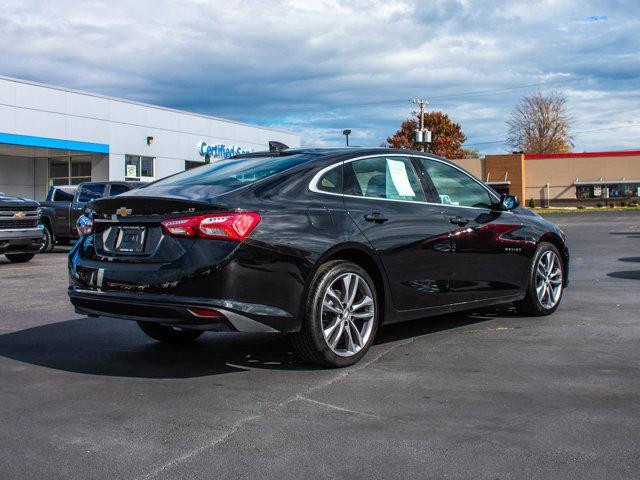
[233,146,449,164]
[294,146,445,157]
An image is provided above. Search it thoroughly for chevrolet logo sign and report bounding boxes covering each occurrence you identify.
[14,212,26,219]
[116,207,132,217]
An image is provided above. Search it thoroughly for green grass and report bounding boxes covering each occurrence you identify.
[532,206,640,214]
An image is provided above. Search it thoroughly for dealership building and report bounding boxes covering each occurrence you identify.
[0,75,300,200]
[454,150,640,205]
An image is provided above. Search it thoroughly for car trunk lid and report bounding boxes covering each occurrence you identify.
[87,195,232,261]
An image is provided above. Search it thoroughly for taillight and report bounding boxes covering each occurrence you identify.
[160,217,198,238]
[189,308,225,318]
[199,213,261,240]
[161,212,260,241]
[76,214,94,236]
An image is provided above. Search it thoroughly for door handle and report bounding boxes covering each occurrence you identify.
[364,212,388,224]
[448,216,469,226]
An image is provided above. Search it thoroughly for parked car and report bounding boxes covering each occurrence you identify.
[0,192,44,263]
[39,181,143,252]
[68,147,569,367]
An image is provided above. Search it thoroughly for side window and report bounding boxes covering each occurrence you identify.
[317,165,342,193]
[418,159,493,209]
[76,184,105,203]
[108,184,129,197]
[52,188,74,202]
[344,156,425,202]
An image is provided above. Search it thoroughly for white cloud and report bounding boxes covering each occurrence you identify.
[0,0,638,152]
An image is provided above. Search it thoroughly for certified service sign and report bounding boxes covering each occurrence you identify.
[198,141,252,160]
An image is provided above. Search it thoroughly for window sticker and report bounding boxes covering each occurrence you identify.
[386,159,416,197]
[126,164,137,177]
[439,194,454,205]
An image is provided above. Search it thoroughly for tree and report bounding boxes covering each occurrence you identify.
[506,91,573,154]
[386,111,467,159]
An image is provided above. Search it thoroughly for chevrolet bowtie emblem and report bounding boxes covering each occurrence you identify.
[116,207,132,217]
[14,212,26,219]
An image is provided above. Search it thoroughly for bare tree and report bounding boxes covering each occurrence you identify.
[506,91,573,154]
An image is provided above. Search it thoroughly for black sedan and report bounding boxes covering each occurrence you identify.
[68,147,569,367]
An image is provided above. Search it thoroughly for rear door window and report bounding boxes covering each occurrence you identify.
[317,165,343,194]
[108,184,130,196]
[344,156,425,202]
[77,184,106,203]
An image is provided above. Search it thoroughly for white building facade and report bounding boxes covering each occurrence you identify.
[0,75,300,200]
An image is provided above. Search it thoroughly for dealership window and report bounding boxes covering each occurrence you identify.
[48,155,92,186]
[125,155,155,181]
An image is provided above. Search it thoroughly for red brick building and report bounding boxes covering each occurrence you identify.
[452,150,640,205]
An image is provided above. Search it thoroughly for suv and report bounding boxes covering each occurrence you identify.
[0,192,44,263]
[39,181,143,251]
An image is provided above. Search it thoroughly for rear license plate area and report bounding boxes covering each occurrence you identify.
[114,226,147,253]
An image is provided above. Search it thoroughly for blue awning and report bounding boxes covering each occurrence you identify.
[0,132,109,154]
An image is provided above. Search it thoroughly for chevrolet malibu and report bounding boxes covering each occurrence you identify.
[68,147,569,367]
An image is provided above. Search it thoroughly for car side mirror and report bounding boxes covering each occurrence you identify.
[499,194,519,211]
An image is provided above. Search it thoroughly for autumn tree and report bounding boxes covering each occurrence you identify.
[506,91,573,154]
[386,111,467,159]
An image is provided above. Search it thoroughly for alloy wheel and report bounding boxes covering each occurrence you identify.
[320,272,375,357]
[535,250,563,309]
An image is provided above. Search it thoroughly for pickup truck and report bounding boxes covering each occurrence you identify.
[39,181,143,252]
[0,193,44,263]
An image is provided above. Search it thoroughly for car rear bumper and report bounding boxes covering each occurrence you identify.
[0,226,44,254]
[68,286,298,333]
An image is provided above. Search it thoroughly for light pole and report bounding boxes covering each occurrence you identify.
[342,129,351,146]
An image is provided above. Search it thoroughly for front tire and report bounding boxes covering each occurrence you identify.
[39,226,55,253]
[137,321,204,343]
[292,260,379,368]
[5,253,36,263]
[515,242,564,316]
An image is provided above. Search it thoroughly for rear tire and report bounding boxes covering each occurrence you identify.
[292,260,379,368]
[515,242,564,316]
[5,253,36,263]
[137,321,204,343]
[39,226,55,253]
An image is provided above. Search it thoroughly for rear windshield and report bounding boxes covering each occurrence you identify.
[153,154,317,187]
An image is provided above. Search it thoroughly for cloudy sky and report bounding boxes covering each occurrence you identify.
[1,0,638,152]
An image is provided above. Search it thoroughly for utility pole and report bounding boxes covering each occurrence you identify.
[411,98,430,152]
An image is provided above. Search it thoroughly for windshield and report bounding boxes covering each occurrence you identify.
[153,154,317,187]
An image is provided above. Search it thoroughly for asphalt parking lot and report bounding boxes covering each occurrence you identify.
[1,212,639,480]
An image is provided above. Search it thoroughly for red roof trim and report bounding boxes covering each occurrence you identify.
[525,150,640,160]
